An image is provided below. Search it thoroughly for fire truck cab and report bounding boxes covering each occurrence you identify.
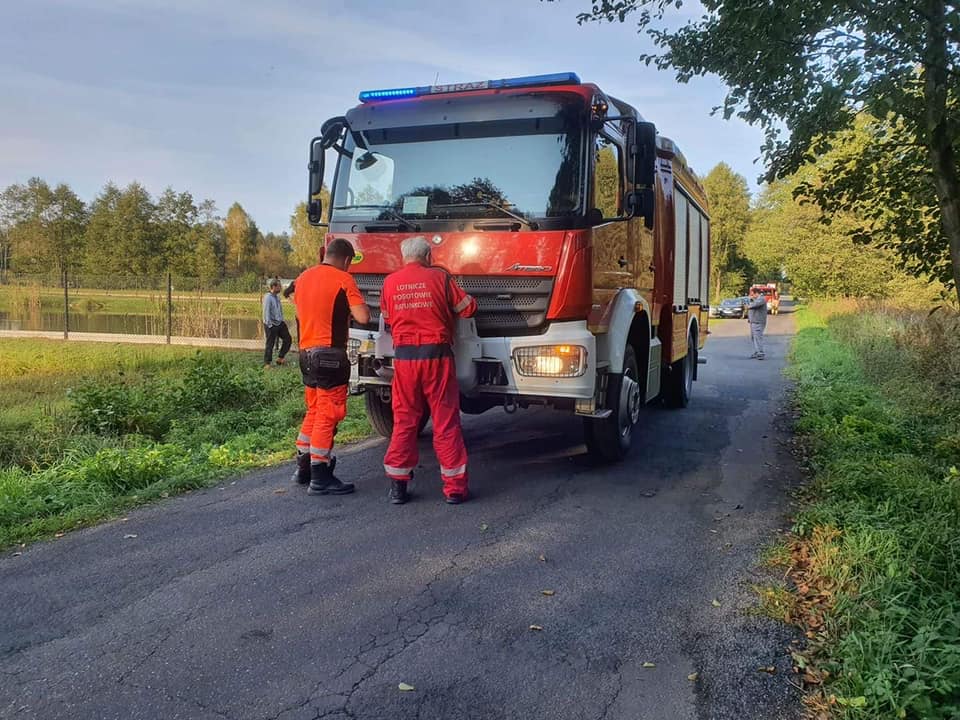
[307,72,710,461]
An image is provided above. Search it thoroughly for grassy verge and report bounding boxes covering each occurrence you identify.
[776,303,960,719]
[0,340,371,548]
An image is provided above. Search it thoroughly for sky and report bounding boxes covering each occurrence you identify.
[0,0,766,234]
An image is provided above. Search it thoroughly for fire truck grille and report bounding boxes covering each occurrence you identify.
[351,274,554,337]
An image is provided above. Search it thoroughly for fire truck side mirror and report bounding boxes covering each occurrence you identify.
[627,189,655,230]
[307,138,325,226]
[634,121,657,189]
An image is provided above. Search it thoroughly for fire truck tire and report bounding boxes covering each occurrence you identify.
[665,330,696,408]
[364,392,429,438]
[584,344,641,462]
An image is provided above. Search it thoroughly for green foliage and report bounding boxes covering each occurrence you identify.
[703,163,754,299]
[743,167,938,300]
[290,194,328,269]
[69,382,171,439]
[797,114,954,291]
[789,304,960,718]
[0,339,372,547]
[178,353,264,412]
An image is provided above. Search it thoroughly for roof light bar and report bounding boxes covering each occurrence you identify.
[358,72,581,102]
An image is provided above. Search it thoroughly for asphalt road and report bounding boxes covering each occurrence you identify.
[1,311,802,720]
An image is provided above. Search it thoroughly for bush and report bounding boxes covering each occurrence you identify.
[178,353,265,412]
[69,382,173,439]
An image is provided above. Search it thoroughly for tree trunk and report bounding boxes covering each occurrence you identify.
[923,0,960,304]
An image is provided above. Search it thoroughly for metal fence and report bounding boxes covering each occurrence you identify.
[0,272,280,344]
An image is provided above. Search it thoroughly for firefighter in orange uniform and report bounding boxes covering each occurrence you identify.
[381,236,478,505]
[292,238,370,495]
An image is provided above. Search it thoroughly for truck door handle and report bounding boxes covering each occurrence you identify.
[618,256,628,268]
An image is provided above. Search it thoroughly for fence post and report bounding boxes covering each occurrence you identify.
[166,272,172,344]
[62,266,69,340]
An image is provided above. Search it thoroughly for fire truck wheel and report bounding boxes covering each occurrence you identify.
[584,344,641,462]
[364,392,429,438]
[665,330,696,408]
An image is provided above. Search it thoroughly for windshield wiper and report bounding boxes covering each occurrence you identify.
[437,202,539,230]
[333,205,419,231]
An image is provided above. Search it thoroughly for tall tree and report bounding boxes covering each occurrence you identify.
[0,178,86,274]
[289,199,327,269]
[224,203,257,276]
[562,0,960,301]
[155,188,198,276]
[193,199,224,284]
[703,163,752,297]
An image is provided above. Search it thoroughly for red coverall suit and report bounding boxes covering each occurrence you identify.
[293,263,364,467]
[381,263,478,497]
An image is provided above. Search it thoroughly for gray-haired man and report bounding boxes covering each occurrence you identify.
[745,287,768,360]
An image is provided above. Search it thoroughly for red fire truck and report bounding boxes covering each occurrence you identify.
[750,283,780,315]
[307,72,710,461]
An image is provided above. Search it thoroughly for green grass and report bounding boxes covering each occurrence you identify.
[785,303,960,719]
[0,339,371,547]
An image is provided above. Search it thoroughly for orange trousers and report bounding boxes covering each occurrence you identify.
[297,385,347,464]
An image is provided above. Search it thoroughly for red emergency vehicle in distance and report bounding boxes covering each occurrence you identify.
[749,283,780,315]
[307,72,711,461]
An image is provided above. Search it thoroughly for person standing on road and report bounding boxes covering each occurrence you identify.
[380,236,477,506]
[262,279,292,368]
[291,239,370,495]
[746,287,768,360]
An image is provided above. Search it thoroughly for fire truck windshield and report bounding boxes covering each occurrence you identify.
[331,117,582,224]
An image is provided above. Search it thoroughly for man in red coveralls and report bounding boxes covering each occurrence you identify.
[381,236,477,505]
[292,238,370,495]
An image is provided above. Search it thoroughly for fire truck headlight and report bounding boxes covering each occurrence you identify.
[348,338,361,365]
[513,345,586,378]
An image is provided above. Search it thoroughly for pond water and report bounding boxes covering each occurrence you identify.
[0,310,263,339]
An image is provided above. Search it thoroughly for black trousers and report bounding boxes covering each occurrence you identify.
[264,322,292,364]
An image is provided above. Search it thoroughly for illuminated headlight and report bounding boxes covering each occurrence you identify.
[348,338,361,365]
[513,345,586,378]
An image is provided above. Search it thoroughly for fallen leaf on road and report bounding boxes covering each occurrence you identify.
[642,662,656,669]
[709,529,718,534]
[273,488,287,494]
[711,599,721,607]
[120,517,129,522]
[538,554,546,562]
[687,672,699,682]
[541,590,555,596]
[529,624,544,631]
[123,534,138,539]
[398,682,415,692]
[54,532,64,538]
[758,666,776,674]
[480,523,489,532]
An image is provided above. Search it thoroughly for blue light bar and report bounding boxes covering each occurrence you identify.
[358,72,581,102]
[358,87,419,102]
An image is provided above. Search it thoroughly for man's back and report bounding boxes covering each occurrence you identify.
[293,263,363,350]
[382,264,468,346]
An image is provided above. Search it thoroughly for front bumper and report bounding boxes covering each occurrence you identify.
[349,320,597,400]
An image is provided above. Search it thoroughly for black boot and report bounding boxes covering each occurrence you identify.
[292,452,311,485]
[389,480,409,505]
[308,461,355,495]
